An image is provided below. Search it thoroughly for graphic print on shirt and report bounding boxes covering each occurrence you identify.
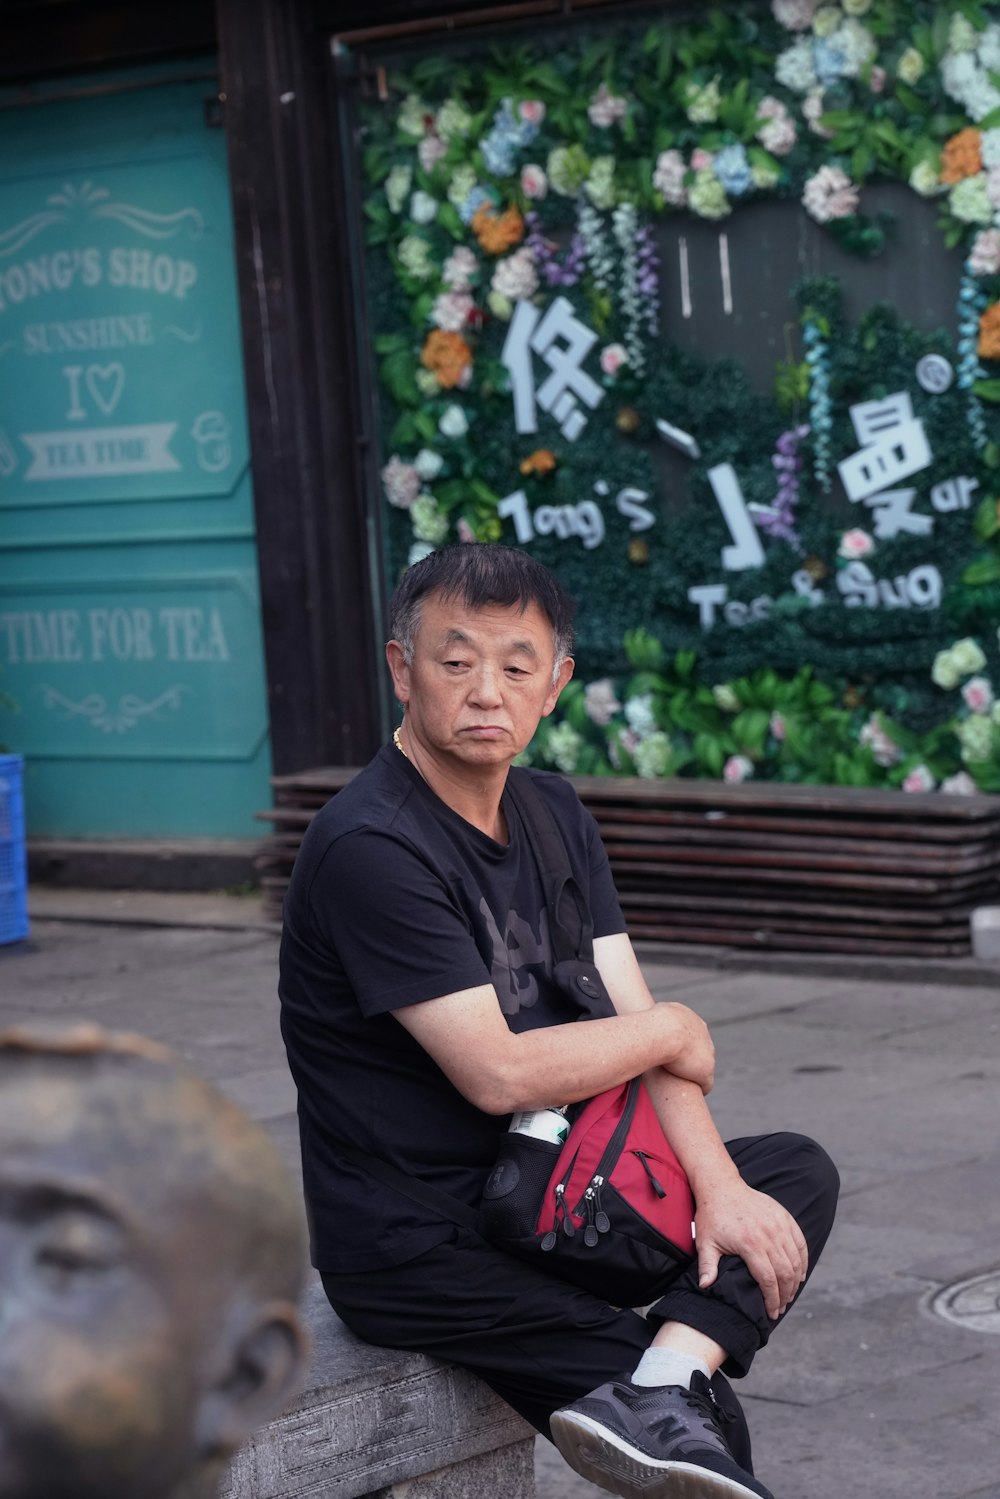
[480,898,553,1014]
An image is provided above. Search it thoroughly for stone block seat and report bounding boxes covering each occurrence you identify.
[224,1282,536,1499]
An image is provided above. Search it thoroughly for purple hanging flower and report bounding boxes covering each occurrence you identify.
[753,424,811,552]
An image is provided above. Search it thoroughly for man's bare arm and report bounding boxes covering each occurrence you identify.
[391,979,714,1115]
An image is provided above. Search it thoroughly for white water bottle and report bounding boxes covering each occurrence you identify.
[508,1107,569,1146]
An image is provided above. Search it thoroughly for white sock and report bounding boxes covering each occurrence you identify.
[631,1348,712,1389]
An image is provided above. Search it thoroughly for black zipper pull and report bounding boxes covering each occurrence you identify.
[582,1186,599,1247]
[634,1151,667,1198]
[555,1181,575,1238]
[592,1174,610,1233]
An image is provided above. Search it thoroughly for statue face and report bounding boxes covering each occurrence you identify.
[0,1069,214,1499]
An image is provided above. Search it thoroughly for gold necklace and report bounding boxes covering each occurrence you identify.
[393,726,408,759]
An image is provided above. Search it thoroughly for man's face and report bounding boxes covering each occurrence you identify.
[0,1069,216,1499]
[388,593,573,770]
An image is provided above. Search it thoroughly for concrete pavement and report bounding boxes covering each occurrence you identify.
[3,889,1000,1498]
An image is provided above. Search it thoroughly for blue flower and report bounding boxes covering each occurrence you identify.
[814,39,848,86]
[713,143,753,198]
[459,185,494,224]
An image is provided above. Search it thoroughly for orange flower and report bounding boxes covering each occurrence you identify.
[471,202,525,255]
[940,127,982,184]
[519,448,557,476]
[978,303,1000,361]
[420,329,472,389]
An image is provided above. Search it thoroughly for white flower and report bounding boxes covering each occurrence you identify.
[723,754,754,783]
[931,650,962,691]
[584,678,622,726]
[940,771,978,795]
[979,24,1000,73]
[410,493,449,545]
[802,88,834,136]
[897,47,926,85]
[385,164,413,214]
[520,164,548,199]
[431,290,474,332]
[381,455,421,509]
[653,148,688,204]
[950,14,980,54]
[600,343,628,377]
[685,76,723,124]
[838,527,874,559]
[398,95,428,137]
[415,448,444,481]
[438,404,469,439]
[770,712,787,741]
[951,637,988,677]
[982,129,1000,170]
[909,160,943,198]
[842,0,872,13]
[491,246,539,301]
[812,6,842,39]
[859,715,900,766]
[588,83,628,128]
[435,99,472,140]
[408,541,436,566]
[962,676,994,714]
[902,764,936,793]
[775,38,819,92]
[624,693,657,738]
[415,368,440,397]
[712,684,741,712]
[757,97,798,155]
[487,290,514,321]
[546,721,583,774]
[772,0,820,29]
[829,18,876,76]
[409,190,438,225]
[634,732,672,779]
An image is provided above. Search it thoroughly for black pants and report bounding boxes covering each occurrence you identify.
[322,1131,839,1467]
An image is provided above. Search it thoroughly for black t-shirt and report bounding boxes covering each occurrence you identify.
[278,744,626,1272]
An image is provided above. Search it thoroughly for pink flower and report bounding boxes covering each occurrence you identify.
[772,0,820,29]
[520,163,548,200]
[519,99,546,125]
[600,343,628,377]
[838,528,875,560]
[381,455,421,510]
[868,65,887,94]
[902,764,936,793]
[587,83,628,129]
[803,165,860,223]
[418,134,447,172]
[723,754,754,783]
[970,228,1000,275]
[961,676,995,714]
[769,711,787,741]
[758,114,797,156]
[691,147,715,172]
[456,517,477,543]
[859,715,900,767]
[431,290,475,332]
[441,246,478,290]
[940,771,978,795]
[652,148,687,205]
[585,678,622,726]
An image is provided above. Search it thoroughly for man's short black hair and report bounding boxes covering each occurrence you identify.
[388,543,575,666]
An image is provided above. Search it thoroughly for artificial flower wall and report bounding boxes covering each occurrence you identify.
[360,0,1000,790]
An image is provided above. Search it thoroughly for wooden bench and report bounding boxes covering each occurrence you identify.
[256,770,1000,957]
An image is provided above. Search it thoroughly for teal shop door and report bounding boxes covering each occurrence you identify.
[0,69,270,838]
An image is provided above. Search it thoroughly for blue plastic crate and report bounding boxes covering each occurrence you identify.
[0,753,28,945]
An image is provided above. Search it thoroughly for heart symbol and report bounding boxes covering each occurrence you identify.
[86,363,125,417]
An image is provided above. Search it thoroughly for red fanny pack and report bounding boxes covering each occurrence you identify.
[480,1076,695,1306]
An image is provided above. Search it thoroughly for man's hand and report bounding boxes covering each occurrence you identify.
[694,1179,808,1321]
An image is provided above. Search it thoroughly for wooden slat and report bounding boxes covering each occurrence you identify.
[253,766,1000,956]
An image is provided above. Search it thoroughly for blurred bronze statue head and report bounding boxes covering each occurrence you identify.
[0,1021,309,1499]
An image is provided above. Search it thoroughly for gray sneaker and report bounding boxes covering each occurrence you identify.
[549,1372,774,1499]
